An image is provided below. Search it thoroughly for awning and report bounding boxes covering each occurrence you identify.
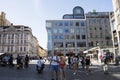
[0,53,4,56]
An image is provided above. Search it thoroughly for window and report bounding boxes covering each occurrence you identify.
[94,27,96,30]
[81,28,86,34]
[21,34,23,38]
[105,25,108,30]
[100,33,102,38]
[11,47,13,52]
[104,19,107,23]
[65,35,69,39]
[69,35,75,39]
[77,42,86,47]
[11,40,13,44]
[99,27,102,30]
[59,29,63,33]
[70,28,74,33]
[53,29,57,33]
[82,35,86,39]
[53,35,58,39]
[24,40,26,43]
[8,35,10,39]
[21,40,23,44]
[64,22,69,26]
[20,47,22,51]
[46,22,52,27]
[53,22,57,26]
[89,28,92,30]
[97,19,101,24]
[76,28,80,34]
[54,42,63,48]
[24,47,26,51]
[95,35,98,38]
[76,22,79,26]
[81,22,85,26]
[76,35,80,39]
[93,19,96,23]
[70,22,73,26]
[66,42,75,47]
[7,46,10,51]
[59,22,63,26]
[59,35,64,39]
[89,41,93,47]
[64,29,69,33]
[12,34,14,39]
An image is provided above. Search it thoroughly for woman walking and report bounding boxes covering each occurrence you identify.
[85,56,91,75]
[59,56,66,80]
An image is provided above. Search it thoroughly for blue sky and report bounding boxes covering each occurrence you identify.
[0,0,113,49]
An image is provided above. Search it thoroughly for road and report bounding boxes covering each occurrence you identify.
[0,60,120,80]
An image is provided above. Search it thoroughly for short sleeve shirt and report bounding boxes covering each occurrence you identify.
[51,56,59,65]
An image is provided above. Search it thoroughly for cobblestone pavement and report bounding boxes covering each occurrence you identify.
[0,60,120,80]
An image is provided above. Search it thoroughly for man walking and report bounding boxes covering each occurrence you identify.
[50,52,59,80]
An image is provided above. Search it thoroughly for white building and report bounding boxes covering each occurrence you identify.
[46,6,113,56]
[0,24,39,58]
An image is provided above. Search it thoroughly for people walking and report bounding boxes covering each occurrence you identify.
[59,56,66,80]
[85,56,91,75]
[16,54,22,69]
[36,57,45,73]
[72,55,78,75]
[25,55,29,68]
[8,54,14,67]
[68,55,71,69]
[103,56,109,74]
[49,52,59,80]
[81,56,85,69]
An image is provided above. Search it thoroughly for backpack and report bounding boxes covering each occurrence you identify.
[72,57,78,64]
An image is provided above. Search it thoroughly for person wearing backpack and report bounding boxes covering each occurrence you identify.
[36,57,45,73]
[50,52,59,80]
[72,55,78,75]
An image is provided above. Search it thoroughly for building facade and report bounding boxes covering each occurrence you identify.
[46,6,87,56]
[109,12,118,60]
[46,6,113,56]
[112,0,120,56]
[0,24,39,58]
[86,12,113,49]
[38,46,47,58]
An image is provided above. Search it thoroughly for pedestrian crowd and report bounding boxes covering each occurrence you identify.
[68,54,91,75]
[48,51,93,80]
[0,51,115,80]
[0,54,30,69]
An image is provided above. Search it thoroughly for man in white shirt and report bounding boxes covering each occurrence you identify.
[36,57,44,70]
[50,52,59,80]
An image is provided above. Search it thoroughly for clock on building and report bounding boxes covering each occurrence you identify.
[73,6,84,15]
[73,6,85,19]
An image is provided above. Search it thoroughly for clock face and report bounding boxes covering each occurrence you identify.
[74,8,83,14]
[73,6,85,19]
[76,9,81,14]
